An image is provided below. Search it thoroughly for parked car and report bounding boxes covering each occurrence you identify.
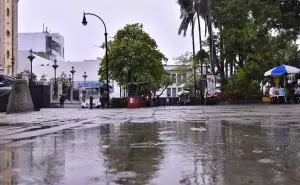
[0,74,15,86]
[0,82,12,112]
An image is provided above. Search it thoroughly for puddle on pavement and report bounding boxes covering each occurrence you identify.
[0,121,300,185]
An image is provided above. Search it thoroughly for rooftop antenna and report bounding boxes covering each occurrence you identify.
[43,23,44,32]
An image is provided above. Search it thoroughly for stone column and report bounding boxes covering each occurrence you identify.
[40,75,47,85]
[70,88,74,102]
[21,72,30,85]
[79,87,82,103]
[57,81,63,96]
[49,82,53,103]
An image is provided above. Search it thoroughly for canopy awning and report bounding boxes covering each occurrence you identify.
[264,65,300,76]
[178,90,190,96]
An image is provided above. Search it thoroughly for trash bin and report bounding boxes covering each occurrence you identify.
[128,82,138,108]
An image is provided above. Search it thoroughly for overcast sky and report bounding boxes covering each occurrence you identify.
[18,0,205,64]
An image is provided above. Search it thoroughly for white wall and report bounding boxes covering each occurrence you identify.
[17,51,121,98]
[18,33,46,52]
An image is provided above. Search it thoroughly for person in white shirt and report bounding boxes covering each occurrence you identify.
[295,85,300,95]
[269,85,274,97]
[269,85,275,104]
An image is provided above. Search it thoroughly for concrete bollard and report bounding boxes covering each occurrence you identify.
[6,79,34,114]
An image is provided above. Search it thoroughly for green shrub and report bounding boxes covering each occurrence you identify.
[222,63,262,100]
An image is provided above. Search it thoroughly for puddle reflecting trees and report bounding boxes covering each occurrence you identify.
[99,122,164,185]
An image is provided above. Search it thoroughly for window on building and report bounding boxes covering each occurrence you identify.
[6,30,10,37]
[172,74,176,84]
[177,74,181,84]
[6,8,10,17]
[167,88,171,97]
[178,88,182,93]
[6,50,10,59]
[182,74,187,83]
[172,88,176,97]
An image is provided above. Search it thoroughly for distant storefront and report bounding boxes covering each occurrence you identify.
[74,81,113,91]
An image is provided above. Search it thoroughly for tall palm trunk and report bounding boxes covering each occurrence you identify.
[192,20,197,99]
[197,12,203,76]
[208,12,214,74]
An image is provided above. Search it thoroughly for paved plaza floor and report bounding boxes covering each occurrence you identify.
[0,105,300,184]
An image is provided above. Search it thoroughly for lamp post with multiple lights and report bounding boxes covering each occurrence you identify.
[82,12,110,106]
[83,71,88,86]
[70,66,76,86]
[52,59,59,96]
[27,49,35,84]
[70,66,76,102]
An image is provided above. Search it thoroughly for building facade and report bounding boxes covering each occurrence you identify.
[17,50,120,97]
[156,65,191,98]
[156,65,210,98]
[0,0,18,75]
[18,32,65,61]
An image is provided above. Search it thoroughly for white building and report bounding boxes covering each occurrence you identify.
[156,65,206,98]
[156,65,187,98]
[17,50,121,98]
[18,32,65,61]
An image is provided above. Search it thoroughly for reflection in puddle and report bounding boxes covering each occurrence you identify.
[0,120,300,184]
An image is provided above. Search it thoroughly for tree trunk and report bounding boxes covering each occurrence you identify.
[225,60,228,79]
[197,12,203,76]
[219,26,226,84]
[208,14,214,74]
[192,20,197,99]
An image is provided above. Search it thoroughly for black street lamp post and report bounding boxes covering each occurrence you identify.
[82,12,110,106]
[52,59,59,96]
[83,71,88,86]
[27,49,35,84]
[11,57,15,77]
[70,66,76,88]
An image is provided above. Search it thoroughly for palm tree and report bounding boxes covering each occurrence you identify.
[178,0,214,75]
[178,0,200,98]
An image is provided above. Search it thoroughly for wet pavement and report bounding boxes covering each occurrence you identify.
[0,105,300,184]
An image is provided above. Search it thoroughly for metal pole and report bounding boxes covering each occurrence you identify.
[30,60,33,83]
[105,33,110,106]
[54,68,57,96]
[72,74,74,87]
[11,57,15,77]
[82,12,110,106]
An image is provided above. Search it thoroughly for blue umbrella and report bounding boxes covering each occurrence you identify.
[264,65,300,76]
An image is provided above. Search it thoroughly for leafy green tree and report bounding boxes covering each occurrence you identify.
[98,23,168,96]
[174,51,208,89]
[50,72,72,94]
[222,62,261,100]
[287,44,300,68]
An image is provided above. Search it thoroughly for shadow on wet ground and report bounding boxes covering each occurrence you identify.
[1,118,300,185]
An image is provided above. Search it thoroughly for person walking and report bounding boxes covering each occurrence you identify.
[166,98,170,106]
[60,94,66,108]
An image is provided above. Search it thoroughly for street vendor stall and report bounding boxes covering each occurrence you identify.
[263,64,300,104]
[177,90,190,105]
